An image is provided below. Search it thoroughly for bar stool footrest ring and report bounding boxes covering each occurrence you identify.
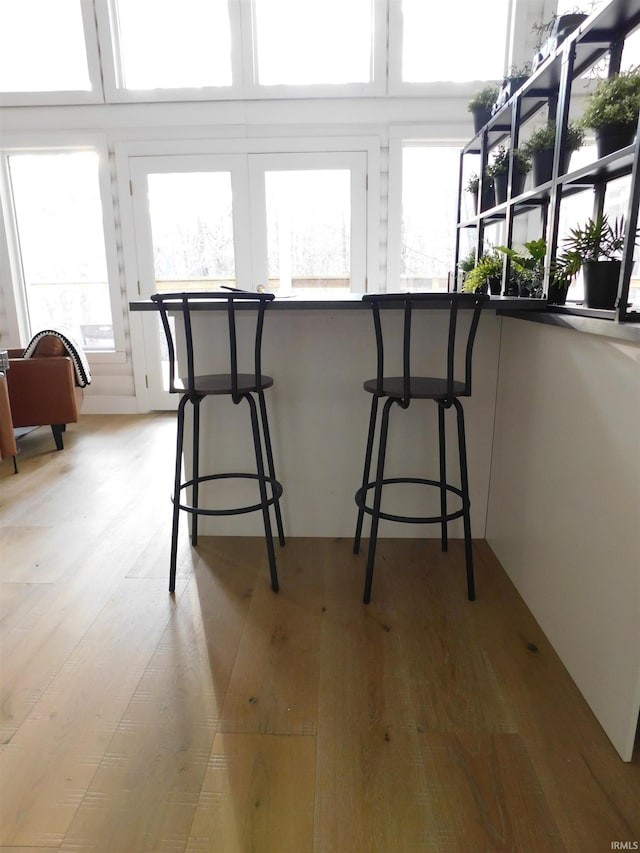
[176,472,283,517]
[355,476,467,525]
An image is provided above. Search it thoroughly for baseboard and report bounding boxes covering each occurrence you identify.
[80,395,140,415]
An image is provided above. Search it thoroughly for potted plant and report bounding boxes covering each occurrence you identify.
[468,85,499,134]
[465,171,494,212]
[559,213,637,308]
[486,146,531,204]
[522,120,585,185]
[461,250,503,295]
[492,64,532,115]
[496,238,546,298]
[457,250,476,289]
[580,66,640,158]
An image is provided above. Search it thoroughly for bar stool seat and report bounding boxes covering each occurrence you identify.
[363,377,468,398]
[151,291,285,594]
[172,373,274,395]
[354,291,488,604]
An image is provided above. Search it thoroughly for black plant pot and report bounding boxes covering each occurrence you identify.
[488,276,502,296]
[596,124,636,159]
[547,281,569,305]
[469,179,494,214]
[494,169,527,204]
[471,106,492,135]
[583,260,621,309]
[531,148,572,186]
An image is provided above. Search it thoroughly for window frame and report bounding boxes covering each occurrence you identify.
[0,134,127,363]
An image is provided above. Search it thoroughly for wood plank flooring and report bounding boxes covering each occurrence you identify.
[1,414,638,852]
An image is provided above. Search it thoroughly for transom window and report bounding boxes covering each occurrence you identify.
[1,0,519,101]
[401,0,509,82]
[253,0,373,85]
[114,0,232,89]
[0,0,90,92]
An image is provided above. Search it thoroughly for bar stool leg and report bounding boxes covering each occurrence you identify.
[354,395,380,554]
[247,393,279,593]
[454,398,475,601]
[363,397,394,604]
[191,398,200,547]
[170,395,188,593]
[438,401,448,552]
[257,388,285,547]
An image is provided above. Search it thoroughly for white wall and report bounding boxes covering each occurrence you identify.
[487,317,640,761]
[183,307,501,540]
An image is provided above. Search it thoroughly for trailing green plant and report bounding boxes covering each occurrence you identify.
[461,251,503,293]
[580,66,640,130]
[522,120,585,155]
[496,238,547,296]
[486,145,531,176]
[467,85,499,112]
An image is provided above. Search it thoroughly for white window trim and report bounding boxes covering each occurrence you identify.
[0,133,127,363]
[0,0,104,107]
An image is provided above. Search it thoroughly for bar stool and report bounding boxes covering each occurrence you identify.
[151,291,285,594]
[353,292,488,604]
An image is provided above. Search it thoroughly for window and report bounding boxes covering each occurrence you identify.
[113,0,232,89]
[248,152,368,293]
[147,172,236,287]
[398,146,460,290]
[253,0,373,85]
[265,169,351,291]
[8,151,116,350]
[400,0,509,83]
[0,0,91,92]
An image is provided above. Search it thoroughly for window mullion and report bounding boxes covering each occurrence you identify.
[82,0,106,101]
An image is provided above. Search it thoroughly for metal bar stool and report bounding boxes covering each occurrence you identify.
[151,291,285,594]
[353,292,488,604]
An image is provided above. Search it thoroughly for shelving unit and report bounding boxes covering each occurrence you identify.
[455,0,640,324]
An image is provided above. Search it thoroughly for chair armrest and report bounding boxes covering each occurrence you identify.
[7,357,80,428]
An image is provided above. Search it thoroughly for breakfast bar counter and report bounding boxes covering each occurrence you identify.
[129,293,533,540]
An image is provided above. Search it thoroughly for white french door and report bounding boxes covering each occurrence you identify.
[127,149,368,409]
[129,154,251,409]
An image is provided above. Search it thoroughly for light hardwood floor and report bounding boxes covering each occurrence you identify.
[1,414,638,852]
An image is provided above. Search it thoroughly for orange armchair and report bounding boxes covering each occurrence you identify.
[6,348,83,450]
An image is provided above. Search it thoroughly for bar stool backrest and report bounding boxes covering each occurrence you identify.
[362,292,488,403]
[150,291,275,400]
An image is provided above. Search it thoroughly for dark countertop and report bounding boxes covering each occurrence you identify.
[129,293,640,342]
[129,293,545,312]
